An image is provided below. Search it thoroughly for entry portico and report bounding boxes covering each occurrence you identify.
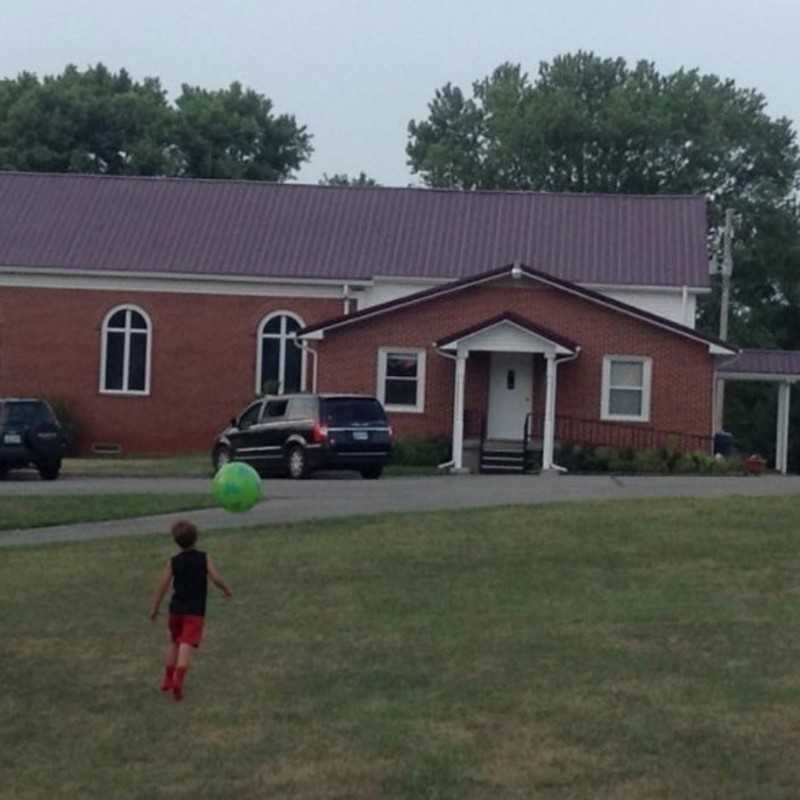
[434,313,580,473]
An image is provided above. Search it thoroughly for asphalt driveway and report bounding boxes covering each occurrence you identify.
[2,472,800,548]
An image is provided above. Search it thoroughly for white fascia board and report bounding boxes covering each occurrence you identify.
[709,343,739,356]
[0,265,370,298]
[583,282,711,295]
[717,371,800,383]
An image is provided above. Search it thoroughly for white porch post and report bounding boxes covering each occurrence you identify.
[452,350,468,471]
[542,353,557,471]
[776,381,791,475]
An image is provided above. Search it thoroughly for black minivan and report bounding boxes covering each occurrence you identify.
[212,394,392,479]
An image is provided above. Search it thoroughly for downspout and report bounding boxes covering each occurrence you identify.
[680,285,689,326]
[547,348,581,473]
[293,336,319,393]
[435,346,458,470]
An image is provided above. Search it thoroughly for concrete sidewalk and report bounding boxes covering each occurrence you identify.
[2,473,799,548]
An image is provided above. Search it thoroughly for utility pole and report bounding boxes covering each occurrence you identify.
[714,210,734,431]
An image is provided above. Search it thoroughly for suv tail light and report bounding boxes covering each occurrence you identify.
[311,422,329,443]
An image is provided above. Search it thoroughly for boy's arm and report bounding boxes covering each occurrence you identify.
[149,561,172,621]
[207,557,233,598]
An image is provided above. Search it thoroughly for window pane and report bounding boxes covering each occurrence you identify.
[128,332,147,391]
[266,400,288,418]
[323,398,387,426]
[260,339,280,393]
[609,388,642,417]
[108,310,127,328]
[284,342,302,392]
[386,354,418,378]
[263,316,282,335]
[239,403,262,428]
[105,332,124,390]
[285,317,301,334]
[129,311,147,330]
[385,378,417,406]
[610,361,643,388]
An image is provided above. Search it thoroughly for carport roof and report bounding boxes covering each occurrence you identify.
[718,349,800,380]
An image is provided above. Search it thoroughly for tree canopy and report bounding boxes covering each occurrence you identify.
[319,171,379,187]
[0,64,312,180]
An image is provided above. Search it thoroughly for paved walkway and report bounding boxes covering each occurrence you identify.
[2,473,800,548]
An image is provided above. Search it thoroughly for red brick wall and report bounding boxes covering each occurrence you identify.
[0,287,341,454]
[316,281,714,446]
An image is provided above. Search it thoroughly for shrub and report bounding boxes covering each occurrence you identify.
[632,449,669,474]
[45,395,83,455]
[391,437,451,466]
[588,446,617,472]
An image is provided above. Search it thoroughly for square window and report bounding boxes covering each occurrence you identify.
[378,348,425,413]
[601,356,651,422]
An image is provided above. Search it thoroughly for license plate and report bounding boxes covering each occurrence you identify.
[353,431,369,441]
[3,433,21,444]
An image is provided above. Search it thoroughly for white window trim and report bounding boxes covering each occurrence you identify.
[256,310,307,395]
[600,355,652,423]
[99,304,152,396]
[377,347,427,414]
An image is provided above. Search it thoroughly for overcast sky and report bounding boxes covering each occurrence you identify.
[2,0,798,186]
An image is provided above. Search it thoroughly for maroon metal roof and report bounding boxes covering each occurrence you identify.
[299,263,735,354]
[0,172,710,288]
[435,312,579,352]
[718,349,800,377]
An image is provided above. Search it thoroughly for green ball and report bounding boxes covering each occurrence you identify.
[213,462,263,513]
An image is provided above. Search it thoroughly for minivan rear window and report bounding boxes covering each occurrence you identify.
[322,398,387,427]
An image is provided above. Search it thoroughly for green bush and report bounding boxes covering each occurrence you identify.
[45,396,82,456]
[632,449,669,474]
[391,437,451,466]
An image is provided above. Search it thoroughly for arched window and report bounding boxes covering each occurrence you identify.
[100,305,152,395]
[257,312,305,395]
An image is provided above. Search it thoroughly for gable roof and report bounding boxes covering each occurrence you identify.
[298,263,736,355]
[0,171,709,288]
[435,312,578,354]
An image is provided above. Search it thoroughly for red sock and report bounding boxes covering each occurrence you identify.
[161,666,175,692]
[172,667,188,701]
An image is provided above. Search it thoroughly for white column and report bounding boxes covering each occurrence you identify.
[542,354,557,471]
[452,351,468,471]
[776,382,791,475]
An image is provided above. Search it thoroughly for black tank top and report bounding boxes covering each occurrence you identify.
[169,549,208,616]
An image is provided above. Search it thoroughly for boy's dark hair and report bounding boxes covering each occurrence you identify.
[171,520,198,549]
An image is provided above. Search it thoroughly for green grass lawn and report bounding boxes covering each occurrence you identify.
[61,456,438,479]
[3,496,800,798]
[0,494,215,530]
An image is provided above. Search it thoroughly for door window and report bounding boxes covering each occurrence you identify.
[265,400,288,419]
[238,402,263,429]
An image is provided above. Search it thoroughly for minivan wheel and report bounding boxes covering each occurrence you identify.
[212,446,232,473]
[360,465,383,480]
[37,459,61,481]
[286,446,308,479]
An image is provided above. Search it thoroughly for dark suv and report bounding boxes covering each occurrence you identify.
[0,398,68,480]
[212,394,392,479]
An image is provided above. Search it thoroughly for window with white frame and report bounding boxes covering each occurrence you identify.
[601,356,652,422]
[100,305,152,394]
[257,312,305,394]
[377,348,426,412]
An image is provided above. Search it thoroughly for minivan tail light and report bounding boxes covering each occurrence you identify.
[311,423,329,443]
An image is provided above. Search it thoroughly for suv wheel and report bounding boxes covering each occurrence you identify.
[37,459,62,481]
[212,445,232,473]
[286,445,308,480]
[360,465,383,480]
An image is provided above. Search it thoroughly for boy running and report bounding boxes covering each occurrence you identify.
[149,520,232,701]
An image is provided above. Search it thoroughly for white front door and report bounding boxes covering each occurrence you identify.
[487,352,533,440]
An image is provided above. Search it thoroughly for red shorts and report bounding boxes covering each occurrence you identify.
[168,614,205,648]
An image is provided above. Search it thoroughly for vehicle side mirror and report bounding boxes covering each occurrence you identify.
[230,417,237,428]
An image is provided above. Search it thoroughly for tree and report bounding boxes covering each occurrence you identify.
[174,82,311,181]
[319,171,379,187]
[0,64,312,181]
[409,53,800,468]
[0,64,173,175]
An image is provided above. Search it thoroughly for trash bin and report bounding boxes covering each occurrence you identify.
[713,431,734,457]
